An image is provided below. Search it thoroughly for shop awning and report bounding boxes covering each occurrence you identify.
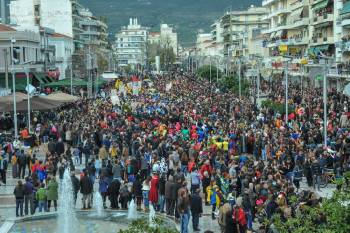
[33,72,49,85]
[44,78,87,87]
[0,73,32,91]
[290,8,304,22]
[341,1,350,15]
[34,72,50,83]
[45,76,55,83]
[313,0,329,12]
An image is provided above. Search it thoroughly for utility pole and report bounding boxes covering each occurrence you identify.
[323,60,328,148]
[209,56,212,83]
[70,57,73,95]
[238,58,241,98]
[25,68,31,133]
[285,60,289,125]
[11,37,18,139]
[4,48,8,90]
[216,57,219,83]
[87,44,92,98]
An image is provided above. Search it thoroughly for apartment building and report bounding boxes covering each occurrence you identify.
[340,0,350,62]
[10,0,73,37]
[79,8,108,50]
[115,18,149,67]
[220,6,269,58]
[148,24,178,56]
[262,0,310,58]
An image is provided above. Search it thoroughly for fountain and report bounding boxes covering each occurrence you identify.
[93,191,104,217]
[127,199,138,219]
[4,168,177,233]
[58,168,76,233]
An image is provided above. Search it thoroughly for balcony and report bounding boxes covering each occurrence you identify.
[81,30,100,36]
[311,36,334,45]
[286,18,309,29]
[313,13,334,27]
[262,0,278,6]
[268,8,291,18]
[342,19,350,28]
[290,0,309,11]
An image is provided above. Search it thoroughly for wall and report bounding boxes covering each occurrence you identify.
[40,0,73,37]
[9,0,37,31]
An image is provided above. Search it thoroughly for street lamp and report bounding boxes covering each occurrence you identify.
[22,61,35,134]
[318,55,333,148]
[281,56,294,126]
[10,37,18,139]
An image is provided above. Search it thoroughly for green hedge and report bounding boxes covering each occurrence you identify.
[261,99,294,114]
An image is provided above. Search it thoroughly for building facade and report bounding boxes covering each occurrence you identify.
[220,6,269,58]
[115,18,149,67]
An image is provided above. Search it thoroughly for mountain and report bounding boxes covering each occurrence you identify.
[80,0,260,45]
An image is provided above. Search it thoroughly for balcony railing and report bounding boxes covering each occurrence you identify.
[313,13,334,25]
[268,8,291,18]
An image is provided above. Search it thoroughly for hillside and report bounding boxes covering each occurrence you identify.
[80,0,260,45]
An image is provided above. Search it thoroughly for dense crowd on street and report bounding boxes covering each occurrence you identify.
[1,71,350,233]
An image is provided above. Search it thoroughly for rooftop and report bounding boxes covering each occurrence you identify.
[51,33,72,39]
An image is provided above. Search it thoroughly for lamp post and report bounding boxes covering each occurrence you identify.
[70,57,73,95]
[25,68,31,133]
[323,61,327,148]
[10,37,18,139]
[209,56,212,83]
[216,57,219,83]
[284,60,289,125]
[238,58,242,99]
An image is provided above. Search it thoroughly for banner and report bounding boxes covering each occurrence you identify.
[132,81,142,95]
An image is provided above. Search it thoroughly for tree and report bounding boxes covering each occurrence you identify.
[196,65,223,82]
[269,183,350,233]
[218,75,250,96]
[97,53,109,73]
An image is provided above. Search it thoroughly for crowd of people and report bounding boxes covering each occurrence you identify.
[1,71,350,233]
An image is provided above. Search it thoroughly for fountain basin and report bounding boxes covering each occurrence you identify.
[2,210,177,233]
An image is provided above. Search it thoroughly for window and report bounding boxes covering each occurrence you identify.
[23,47,26,62]
[34,5,40,17]
[12,47,20,64]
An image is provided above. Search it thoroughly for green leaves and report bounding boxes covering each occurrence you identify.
[119,218,178,233]
[270,189,350,233]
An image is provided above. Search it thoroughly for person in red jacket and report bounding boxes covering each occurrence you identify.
[149,172,159,209]
[200,160,212,178]
[232,202,247,233]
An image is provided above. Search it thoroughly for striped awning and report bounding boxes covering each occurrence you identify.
[341,1,350,15]
[313,0,329,12]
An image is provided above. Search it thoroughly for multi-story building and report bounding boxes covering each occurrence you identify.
[262,0,310,58]
[0,24,45,91]
[160,24,178,56]
[79,8,108,50]
[148,24,178,56]
[115,18,149,67]
[9,0,73,37]
[48,33,74,80]
[341,0,350,62]
[220,6,269,58]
